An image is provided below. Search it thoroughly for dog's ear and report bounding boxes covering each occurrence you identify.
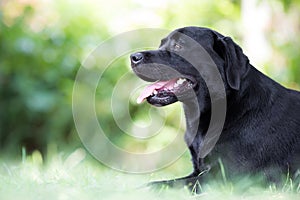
[214,36,249,90]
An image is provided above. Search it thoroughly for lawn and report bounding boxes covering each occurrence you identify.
[0,148,299,200]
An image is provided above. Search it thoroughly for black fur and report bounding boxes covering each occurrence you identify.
[131,27,300,190]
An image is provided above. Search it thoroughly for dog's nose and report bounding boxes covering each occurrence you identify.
[130,52,143,64]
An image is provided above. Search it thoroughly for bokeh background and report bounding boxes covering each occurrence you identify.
[1,0,300,173]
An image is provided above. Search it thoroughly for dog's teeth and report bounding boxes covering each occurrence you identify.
[153,90,158,95]
[176,78,186,85]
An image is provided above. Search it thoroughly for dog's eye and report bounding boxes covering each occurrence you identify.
[174,43,182,50]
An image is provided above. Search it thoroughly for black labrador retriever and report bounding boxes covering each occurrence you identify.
[130,26,300,189]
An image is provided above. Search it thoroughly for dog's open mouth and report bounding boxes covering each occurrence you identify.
[137,77,196,106]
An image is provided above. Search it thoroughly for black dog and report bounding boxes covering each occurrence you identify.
[130,26,300,189]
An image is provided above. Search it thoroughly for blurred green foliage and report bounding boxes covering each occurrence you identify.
[0,0,299,160]
[0,1,109,155]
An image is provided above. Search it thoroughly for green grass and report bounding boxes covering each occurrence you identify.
[0,149,299,200]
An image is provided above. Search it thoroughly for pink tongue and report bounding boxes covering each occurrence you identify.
[137,79,177,104]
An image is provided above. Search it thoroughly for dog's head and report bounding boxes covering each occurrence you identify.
[131,27,250,107]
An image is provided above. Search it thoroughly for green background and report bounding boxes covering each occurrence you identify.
[0,0,300,199]
[0,0,300,176]
[1,0,300,199]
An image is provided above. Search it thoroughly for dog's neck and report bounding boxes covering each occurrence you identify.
[182,98,211,146]
[225,65,287,128]
[183,65,288,145]
[182,99,201,138]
